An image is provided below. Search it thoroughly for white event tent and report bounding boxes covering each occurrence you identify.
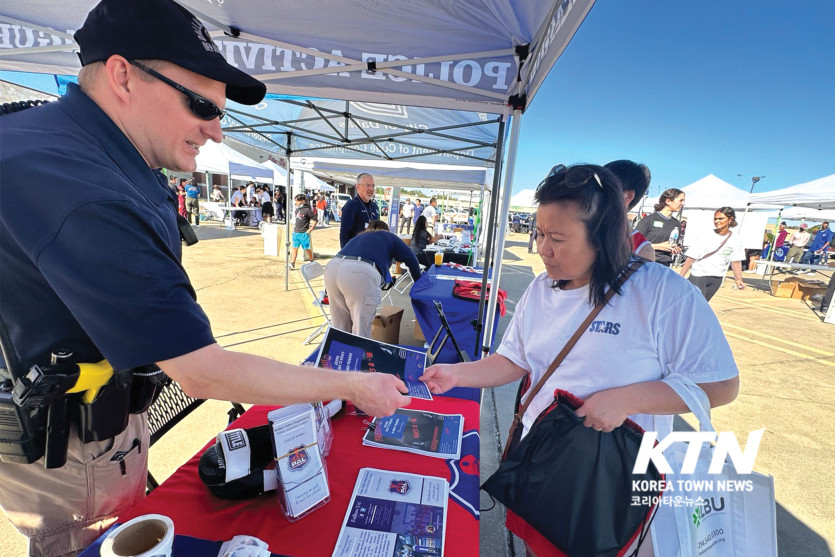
[0,0,597,354]
[750,174,835,211]
[680,175,770,249]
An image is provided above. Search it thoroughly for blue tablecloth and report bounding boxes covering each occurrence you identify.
[410,264,500,365]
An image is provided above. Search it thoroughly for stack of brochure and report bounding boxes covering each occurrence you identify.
[267,404,331,520]
[362,408,464,460]
[332,468,449,557]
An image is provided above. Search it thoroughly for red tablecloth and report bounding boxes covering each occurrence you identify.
[122,397,480,557]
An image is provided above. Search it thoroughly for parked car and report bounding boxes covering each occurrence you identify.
[380,200,389,216]
[332,193,352,215]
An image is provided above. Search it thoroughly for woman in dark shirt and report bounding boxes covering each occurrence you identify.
[410,215,442,266]
[324,220,423,337]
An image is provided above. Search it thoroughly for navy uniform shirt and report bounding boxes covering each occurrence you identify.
[338,231,422,285]
[0,84,214,371]
[339,195,379,248]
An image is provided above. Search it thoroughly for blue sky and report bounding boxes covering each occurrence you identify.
[3,1,833,200]
[515,0,835,198]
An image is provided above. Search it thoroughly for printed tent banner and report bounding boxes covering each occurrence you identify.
[222,99,500,166]
[0,0,595,114]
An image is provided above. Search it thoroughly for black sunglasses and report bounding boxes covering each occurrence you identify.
[129,60,225,121]
[536,164,603,191]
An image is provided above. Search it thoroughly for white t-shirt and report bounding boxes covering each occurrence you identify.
[258,191,272,205]
[401,202,414,218]
[422,205,437,224]
[684,230,744,278]
[496,263,738,436]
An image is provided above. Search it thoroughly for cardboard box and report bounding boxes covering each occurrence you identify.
[371,306,404,345]
[412,318,425,342]
[771,277,827,300]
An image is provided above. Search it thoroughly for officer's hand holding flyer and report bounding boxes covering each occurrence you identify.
[315,327,433,401]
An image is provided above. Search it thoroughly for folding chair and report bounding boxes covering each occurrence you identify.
[425,300,471,366]
[146,380,245,492]
[395,264,426,294]
[300,261,331,345]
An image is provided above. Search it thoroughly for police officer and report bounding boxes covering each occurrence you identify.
[339,173,380,248]
[0,1,409,555]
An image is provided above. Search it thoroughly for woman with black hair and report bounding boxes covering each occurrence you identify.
[679,207,746,301]
[420,164,739,553]
[635,187,685,266]
[410,214,442,267]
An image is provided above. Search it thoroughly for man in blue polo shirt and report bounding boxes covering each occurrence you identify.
[339,172,380,248]
[800,221,831,272]
[0,1,408,555]
[185,178,201,226]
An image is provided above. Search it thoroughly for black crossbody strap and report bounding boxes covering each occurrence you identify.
[502,260,644,459]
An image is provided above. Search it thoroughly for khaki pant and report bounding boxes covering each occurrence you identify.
[323,257,381,338]
[785,245,805,263]
[0,413,149,557]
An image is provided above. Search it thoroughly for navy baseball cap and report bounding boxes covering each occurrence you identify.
[74,0,266,105]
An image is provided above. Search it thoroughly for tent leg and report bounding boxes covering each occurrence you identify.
[474,118,506,357]
[481,112,522,358]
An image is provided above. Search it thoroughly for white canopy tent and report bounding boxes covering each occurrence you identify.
[750,174,835,210]
[509,189,537,209]
[297,172,335,192]
[293,157,492,192]
[0,0,597,354]
[195,140,275,182]
[681,175,752,210]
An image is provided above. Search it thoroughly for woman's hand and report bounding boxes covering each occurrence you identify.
[574,388,632,433]
[419,364,458,394]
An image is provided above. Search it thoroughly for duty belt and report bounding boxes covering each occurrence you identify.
[334,254,384,279]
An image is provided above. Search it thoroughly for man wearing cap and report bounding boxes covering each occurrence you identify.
[0,1,409,555]
[785,223,811,264]
[800,221,831,271]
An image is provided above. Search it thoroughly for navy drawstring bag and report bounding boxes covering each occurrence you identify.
[482,389,664,557]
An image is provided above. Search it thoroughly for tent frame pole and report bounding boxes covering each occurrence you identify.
[481,112,522,358]
[473,116,506,357]
[284,133,294,291]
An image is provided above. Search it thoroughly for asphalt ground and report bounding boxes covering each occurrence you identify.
[1,219,832,556]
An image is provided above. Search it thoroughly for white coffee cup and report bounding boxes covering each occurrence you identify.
[100,514,174,557]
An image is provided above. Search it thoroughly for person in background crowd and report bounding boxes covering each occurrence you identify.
[185,178,200,226]
[528,211,538,254]
[259,186,273,223]
[325,193,334,224]
[0,1,409,555]
[245,181,255,203]
[635,188,685,266]
[604,159,655,262]
[339,173,379,248]
[275,189,285,222]
[800,221,831,272]
[210,184,225,203]
[316,194,327,226]
[422,197,439,234]
[412,198,424,228]
[774,221,788,250]
[230,185,247,225]
[410,214,443,267]
[679,207,746,301]
[400,197,414,234]
[168,174,178,193]
[325,220,422,337]
[785,223,811,264]
[419,164,739,555]
[291,193,317,269]
[177,178,188,218]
